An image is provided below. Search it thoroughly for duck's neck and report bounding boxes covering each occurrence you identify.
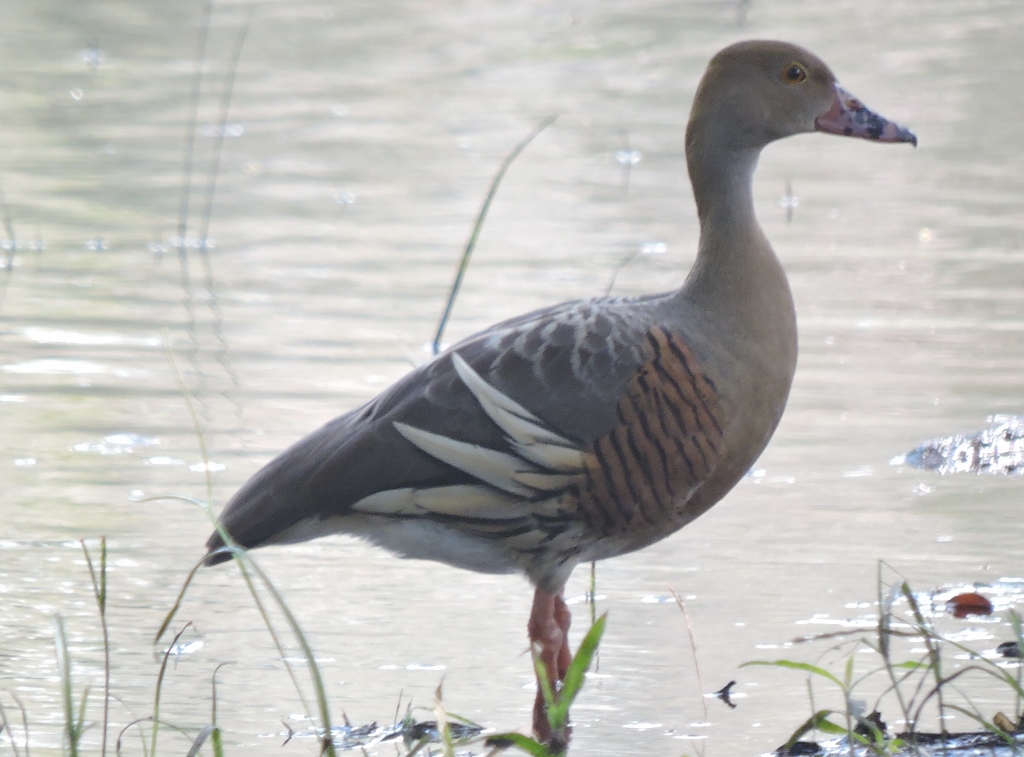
[674,135,797,383]
[679,140,793,332]
[689,143,760,234]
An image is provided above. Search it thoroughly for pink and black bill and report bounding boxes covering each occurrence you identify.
[815,83,917,146]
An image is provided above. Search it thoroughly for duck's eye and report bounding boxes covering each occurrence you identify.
[782,63,807,84]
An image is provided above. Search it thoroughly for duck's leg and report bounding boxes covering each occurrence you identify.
[528,587,573,743]
[553,592,572,678]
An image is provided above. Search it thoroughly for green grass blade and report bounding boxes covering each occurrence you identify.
[243,559,336,756]
[944,704,1016,746]
[892,661,928,670]
[153,552,209,645]
[1011,610,1024,723]
[431,115,557,354]
[114,715,153,757]
[155,528,322,720]
[81,537,111,757]
[485,732,553,757]
[433,680,454,757]
[75,685,90,743]
[1,689,29,757]
[151,623,194,755]
[210,662,230,757]
[531,652,556,711]
[777,709,845,750]
[52,614,80,757]
[741,659,845,689]
[547,614,606,729]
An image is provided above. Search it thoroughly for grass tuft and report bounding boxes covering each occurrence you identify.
[80,537,110,757]
[744,564,1024,756]
[486,613,608,756]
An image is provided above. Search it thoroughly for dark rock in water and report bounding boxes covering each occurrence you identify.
[790,730,1024,756]
[854,710,887,738]
[404,720,482,742]
[314,717,484,750]
[997,640,1022,658]
[776,741,823,756]
[892,415,1024,475]
[897,731,1024,749]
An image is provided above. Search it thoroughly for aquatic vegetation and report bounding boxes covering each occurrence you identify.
[486,614,607,757]
[745,565,1024,757]
[0,534,603,756]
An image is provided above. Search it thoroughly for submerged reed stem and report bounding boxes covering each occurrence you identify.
[431,115,557,355]
[81,537,110,757]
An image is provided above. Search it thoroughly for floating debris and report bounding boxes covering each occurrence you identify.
[712,680,738,709]
[892,415,1024,475]
[777,741,821,755]
[946,592,994,619]
[779,731,1024,756]
[283,717,484,751]
[994,712,1019,733]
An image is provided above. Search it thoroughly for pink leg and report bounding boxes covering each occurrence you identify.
[553,593,572,679]
[528,587,573,744]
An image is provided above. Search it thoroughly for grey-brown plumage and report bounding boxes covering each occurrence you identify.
[205,40,916,743]
[207,297,739,590]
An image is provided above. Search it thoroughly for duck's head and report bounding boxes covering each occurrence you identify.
[687,40,916,154]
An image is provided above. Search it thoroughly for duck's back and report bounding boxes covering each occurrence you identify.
[207,283,796,589]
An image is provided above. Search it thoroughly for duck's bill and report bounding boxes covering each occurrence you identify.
[815,83,917,146]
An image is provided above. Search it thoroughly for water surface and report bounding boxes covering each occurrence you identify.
[2,0,1023,754]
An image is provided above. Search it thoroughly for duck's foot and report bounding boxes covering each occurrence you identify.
[528,587,573,746]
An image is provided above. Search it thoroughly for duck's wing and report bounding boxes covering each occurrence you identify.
[206,295,728,578]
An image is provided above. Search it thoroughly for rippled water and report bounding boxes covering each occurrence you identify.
[2,1,1023,754]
